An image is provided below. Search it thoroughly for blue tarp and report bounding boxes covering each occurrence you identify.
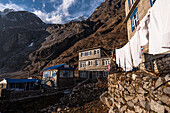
[42,63,74,71]
[6,79,38,83]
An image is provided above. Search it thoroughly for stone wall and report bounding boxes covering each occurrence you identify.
[100,72,170,113]
[140,53,170,75]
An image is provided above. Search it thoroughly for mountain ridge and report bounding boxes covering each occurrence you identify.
[0,0,128,77]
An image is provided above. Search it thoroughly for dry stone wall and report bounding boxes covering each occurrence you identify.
[140,53,170,75]
[100,72,170,113]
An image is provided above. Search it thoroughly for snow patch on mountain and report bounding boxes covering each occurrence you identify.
[28,42,34,47]
[0,8,15,17]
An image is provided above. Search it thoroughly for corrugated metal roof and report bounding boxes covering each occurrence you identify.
[5,79,38,83]
[42,63,74,71]
[42,63,65,71]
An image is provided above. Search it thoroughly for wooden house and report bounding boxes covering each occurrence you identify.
[78,47,112,79]
[42,63,74,88]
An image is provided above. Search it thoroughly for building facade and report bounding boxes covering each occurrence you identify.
[0,78,38,97]
[124,0,170,74]
[124,0,154,40]
[78,47,112,79]
[42,63,74,88]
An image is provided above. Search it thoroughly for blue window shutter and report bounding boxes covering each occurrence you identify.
[150,0,153,7]
[128,0,131,9]
[130,8,138,32]
[131,18,133,32]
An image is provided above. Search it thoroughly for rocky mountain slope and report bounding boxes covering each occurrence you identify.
[0,9,50,74]
[52,0,128,68]
[24,0,128,75]
[0,0,128,76]
[0,8,47,29]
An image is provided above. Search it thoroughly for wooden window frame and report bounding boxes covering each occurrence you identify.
[88,60,93,66]
[130,8,139,32]
[96,60,99,66]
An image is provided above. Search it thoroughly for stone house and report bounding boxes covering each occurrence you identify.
[124,0,170,74]
[42,63,74,88]
[78,47,113,79]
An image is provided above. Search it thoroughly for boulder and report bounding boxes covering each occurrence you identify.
[150,99,165,113]
[137,87,148,94]
[109,106,115,113]
[157,95,170,105]
[120,105,127,113]
[165,74,170,85]
[127,101,134,108]
[127,109,135,113]
[155,77,164,88]
[134,106,144,113]
[57,108,61,112]
[124,95,135,101]
[132,74,138,80]
[163,87,170,95]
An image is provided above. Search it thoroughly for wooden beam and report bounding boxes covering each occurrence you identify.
[124,0,140,23]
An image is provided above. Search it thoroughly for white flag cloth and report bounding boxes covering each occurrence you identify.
[129,31,142,67]
[149,0,170,54]
[116,48,124,69]
[116,43,133,71]
[124,42,133,71]
[138,12,150,46]
[160,0,170,48]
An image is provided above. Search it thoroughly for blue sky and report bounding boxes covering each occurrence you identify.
[0,0,105,24]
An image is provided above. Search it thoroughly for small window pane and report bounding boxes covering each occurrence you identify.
[94,50,97,55]
[97,50,99,54]
[44,71,49,78]
[96,60,99,66]
[52,70,57,77]
[63,71,70,77]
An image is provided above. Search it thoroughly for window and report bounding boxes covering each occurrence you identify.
[63,71,70,77]
[130,8,139,32]
[128,0,135,9]
[81,51,92,57]
[44,71,49,78]
[81,53,84,57]
[80,61,86,68]
[96,72,99,77]
[90,51,92,55]
[103,71,109,77]
[150,0,156,7]
[52,70,57,77]
[94,50,96,55]
[94,49,99,55]
[85,52,88,56]
[102,59,110,66]
[97,50,99,54]
[10,83,15,88]
[88,61,93,66]
[96,60,99,66]
[102,60,105,66]
[1,84,3,88]
[80,72,87,78]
